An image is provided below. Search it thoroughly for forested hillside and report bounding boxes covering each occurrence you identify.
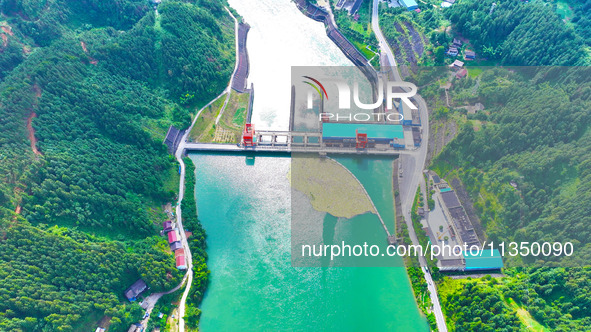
[430,65,591,332]
[446,0,587,65]
[0,0,234,330]
[433,67,591,265]
[564,0,591,47]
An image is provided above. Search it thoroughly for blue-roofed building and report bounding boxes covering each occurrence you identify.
[322,123,404,141]
[463,249,503,271]
[322,123,405,149]
[399,0,419,10]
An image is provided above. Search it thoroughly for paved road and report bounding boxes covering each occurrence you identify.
[170,22,245,325]
[139,276,187,326]
[371,0,448,331]
[372,0,397,70]
[174,135,194,332]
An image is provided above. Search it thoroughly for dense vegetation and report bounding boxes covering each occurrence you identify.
[0,0,234,330]
[179,157,209,328]
[331,0,379,64]
[446,0,587,65]
[0,224,180,331]
[440,276,523,331]
[430,64,591,332]
[565,0,591,47]
[433,67,591,264]
[440,267,591,331]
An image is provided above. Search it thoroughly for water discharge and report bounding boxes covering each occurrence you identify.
[227,0,351,130]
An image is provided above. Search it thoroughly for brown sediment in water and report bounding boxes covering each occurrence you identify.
[289,156,376,219]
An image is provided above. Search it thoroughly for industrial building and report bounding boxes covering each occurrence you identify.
[426,172,503,272]
[440,189,481,248]
[321,122,404,149]
[412,127,421,147]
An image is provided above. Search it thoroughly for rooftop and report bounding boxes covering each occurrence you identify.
[400,0,418,8]
[456,68,468,78]
[441,190,461,209]
[124,279,147,301]
[167,230,178,243]
[432,174,441,184]
[170,241,183,251]
[450,60,464,67]
[463,249,503,270]
[176,255,187,269]
[322,123,404,139]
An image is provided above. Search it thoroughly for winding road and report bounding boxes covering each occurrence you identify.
[371,0,447,331]
[140,7,241,330]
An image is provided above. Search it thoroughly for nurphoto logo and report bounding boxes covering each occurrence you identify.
[303,76,418,110]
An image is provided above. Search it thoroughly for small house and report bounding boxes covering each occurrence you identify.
[176,255,187,270]
[456,68,468,79]
[464,50,476,60]
[167,229,180,243]
[447,47,458,57]
[452,37,461,47]
[450,59,464,69]
[170,241,183,251]
[124,279,148,302]
[162,220,173,233]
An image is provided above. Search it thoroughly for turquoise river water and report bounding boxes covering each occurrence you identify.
[193,0,430,330]
[192,154,429,331]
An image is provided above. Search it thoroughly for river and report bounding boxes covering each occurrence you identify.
[194,0,429,330]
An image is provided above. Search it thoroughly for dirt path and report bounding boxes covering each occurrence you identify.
[25,84,43,156]
[1,26,13,36]
[80,40,98,65]
[26,112,42,156]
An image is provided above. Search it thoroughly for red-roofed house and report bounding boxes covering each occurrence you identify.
[456,69,468,79]
[175,248,185,258]
[167,229,179,243]
[176,255,187,270]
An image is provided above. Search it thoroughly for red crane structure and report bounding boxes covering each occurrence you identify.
[242,123,256,146]
[355,129,368,149]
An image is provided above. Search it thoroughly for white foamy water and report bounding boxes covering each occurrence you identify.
[227,0,353,130]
